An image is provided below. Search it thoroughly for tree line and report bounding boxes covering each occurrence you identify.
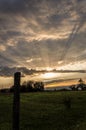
[10,81,44,92]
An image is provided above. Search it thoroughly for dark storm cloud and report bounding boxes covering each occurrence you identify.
[0,65,86,77]
[0,0,25,13]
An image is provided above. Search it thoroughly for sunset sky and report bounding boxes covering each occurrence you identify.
[0,0,86,88]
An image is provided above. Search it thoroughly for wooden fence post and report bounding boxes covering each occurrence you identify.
[13,72,21,130]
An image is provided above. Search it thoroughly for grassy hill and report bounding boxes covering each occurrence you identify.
[0,91,86,130]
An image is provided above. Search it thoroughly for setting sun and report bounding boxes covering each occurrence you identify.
[41,72,60,79]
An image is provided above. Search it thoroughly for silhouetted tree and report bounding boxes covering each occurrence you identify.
[77,78,86,90]
[26,81,34,92]
[34,82,44,91]
[21,81,27,92]
[78,78,84,84]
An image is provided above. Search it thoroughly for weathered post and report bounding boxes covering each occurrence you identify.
[13,72,21,130]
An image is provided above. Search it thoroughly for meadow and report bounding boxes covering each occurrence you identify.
[0,91,86,130]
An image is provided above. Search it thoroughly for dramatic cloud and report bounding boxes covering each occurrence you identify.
[0,0,86,71]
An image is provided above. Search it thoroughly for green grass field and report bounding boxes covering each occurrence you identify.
[0,91,86,130]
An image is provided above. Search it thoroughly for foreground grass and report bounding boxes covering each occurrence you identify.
[0,91,86,130]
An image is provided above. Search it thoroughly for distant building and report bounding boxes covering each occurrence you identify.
[70,78,86,91]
